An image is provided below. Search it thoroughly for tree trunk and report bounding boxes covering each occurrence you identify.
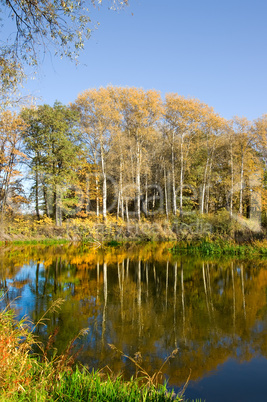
[100,145,107,221]
[179,135,184,217]
[239,153,244,215]
[117,190,121,219]
[58,197,62,226]
[54,188,58,225]
[206,147,215,213]
[136,141,141,221]
[164,166,169,219]
[144,174,148,216]
[94,152,99,218]
[201,156,209,214]
[96,176,99,218]
[230,140,234,218]
[171,141,177,215]
[86,174,90,214]
[125,198,129,222]
[119,155,124,220]
[35,166,40,220]
[43,184,50,217]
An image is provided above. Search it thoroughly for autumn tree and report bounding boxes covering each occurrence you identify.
[0,110,27,217]
[164,95,214,216]
[253,114,267,184]
[1,85,264,227]
[107,128,133,220]
[221,121,236,218]
[230,117,255,216]
[118,87,162,221]
[196,112,226,214]
[73,86,122,220]
[252,115,267,225]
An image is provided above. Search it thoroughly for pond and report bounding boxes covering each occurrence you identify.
[1,242,267,402]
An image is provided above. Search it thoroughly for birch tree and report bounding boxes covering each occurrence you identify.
[119,87,162,221]
[164,95,212,216]
[231,117,254,216]
[74,87,122,220]
[198,113,225,214]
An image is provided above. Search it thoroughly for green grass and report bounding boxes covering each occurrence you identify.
[1,368,183,402]
[0,238,70,246]
[105,240,123,247]
[49,369,180,402]
[171,240,267,257]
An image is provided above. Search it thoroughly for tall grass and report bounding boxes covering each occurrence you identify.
[0,298,199,402]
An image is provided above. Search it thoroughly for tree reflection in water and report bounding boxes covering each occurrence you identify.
[1,242,267,398]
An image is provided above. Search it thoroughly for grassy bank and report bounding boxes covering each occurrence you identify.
[170,239,267,256]
[0,211,266,244]
[0,301,196,402]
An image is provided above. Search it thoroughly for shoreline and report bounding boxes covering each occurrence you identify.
[0,213,266,257]
[0,236,266,258]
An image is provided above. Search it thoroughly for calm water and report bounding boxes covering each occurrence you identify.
[1,242,267,402]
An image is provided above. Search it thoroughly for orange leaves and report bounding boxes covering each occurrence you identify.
[74,86,163,139]
[164,93,222,134]
[0,110,28,213]
[0,110,27,141]
[74,86,122,133]
[0,111,28,170]
[120,87,163,125]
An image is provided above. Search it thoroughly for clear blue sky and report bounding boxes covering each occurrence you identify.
[19,0,267,120]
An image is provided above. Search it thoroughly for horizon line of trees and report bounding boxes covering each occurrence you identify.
[0,86,266,226]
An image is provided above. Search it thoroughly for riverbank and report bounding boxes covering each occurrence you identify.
[0,211,266,244]
[0,302,191,402]
[1,237,266,260]
[0,215,266,258]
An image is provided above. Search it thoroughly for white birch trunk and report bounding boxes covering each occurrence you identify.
[171,141,177,215]
[239,153,244,215]
[136,141,141,221]
[201,156,209,215]
[100,145,107,220]
[230,140,234,218]
[179,135,184,216]
[164,166,169,219]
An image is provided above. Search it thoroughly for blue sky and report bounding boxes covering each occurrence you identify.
[17,0,267,120]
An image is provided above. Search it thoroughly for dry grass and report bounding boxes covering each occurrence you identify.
[108,343,191,400]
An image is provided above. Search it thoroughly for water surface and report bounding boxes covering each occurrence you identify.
[1,242,267,401]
